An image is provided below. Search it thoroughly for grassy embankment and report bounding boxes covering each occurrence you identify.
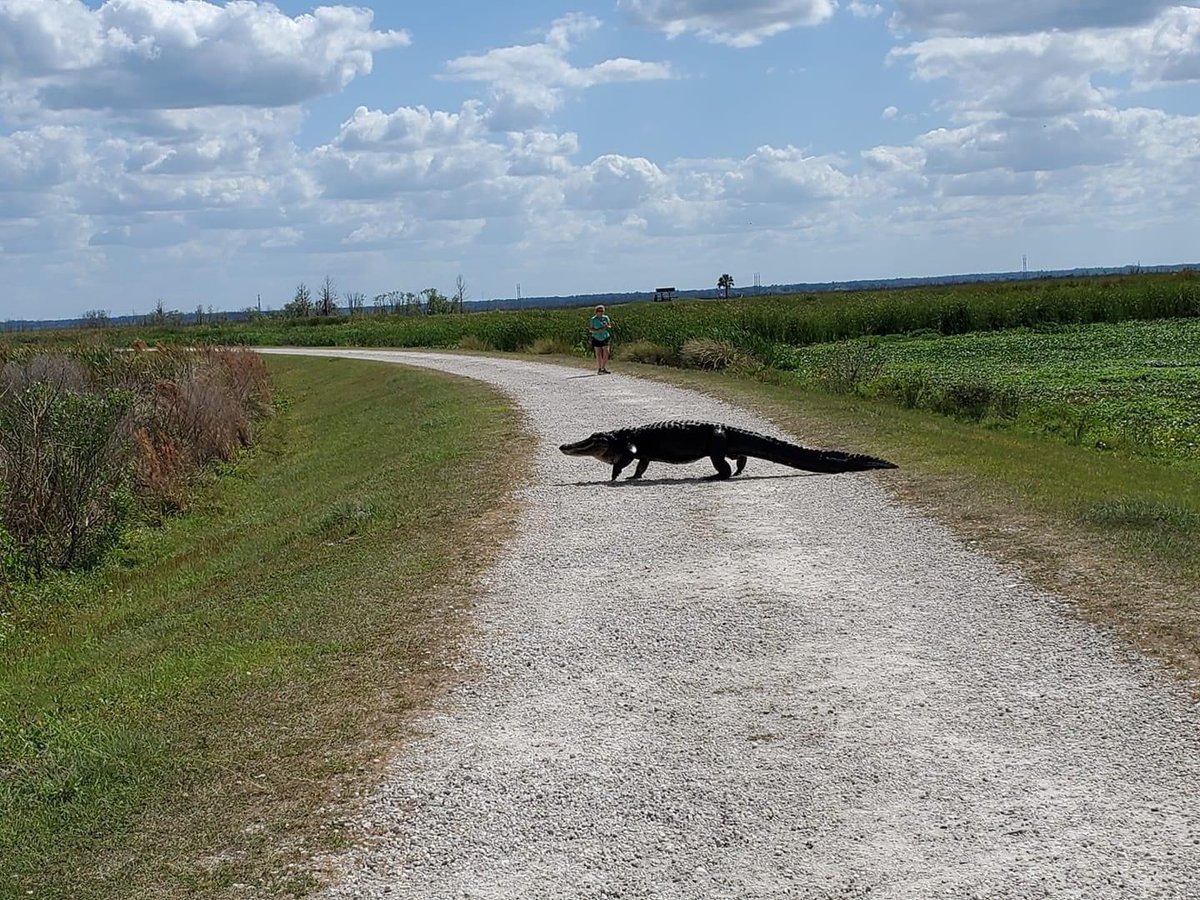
[1,356,525,899]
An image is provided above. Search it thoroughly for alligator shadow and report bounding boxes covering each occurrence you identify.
[555,472,815,487]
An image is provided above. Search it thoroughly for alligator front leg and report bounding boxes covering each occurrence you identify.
[611,449,637,481]
[627,458,650,480]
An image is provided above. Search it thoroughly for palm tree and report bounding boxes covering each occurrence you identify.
[717,273,734,299]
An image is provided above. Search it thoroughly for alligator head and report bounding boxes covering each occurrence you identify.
[559,431,631,465]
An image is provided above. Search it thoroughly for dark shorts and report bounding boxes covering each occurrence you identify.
[591,337,610,348]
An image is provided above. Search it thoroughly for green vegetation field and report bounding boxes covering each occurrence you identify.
[776,318,1200,465]
[0,357,524,899]
[125,272,1200,359]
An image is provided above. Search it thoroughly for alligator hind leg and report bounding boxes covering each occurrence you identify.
[706,455,733,480]
[733,456,747,476]
[705,426,733,480]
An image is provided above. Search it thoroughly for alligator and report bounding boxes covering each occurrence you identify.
[559,419,898,481]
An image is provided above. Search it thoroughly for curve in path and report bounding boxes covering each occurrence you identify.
[264,350,1200,899]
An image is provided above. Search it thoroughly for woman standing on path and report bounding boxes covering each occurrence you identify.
[589,305,613,374]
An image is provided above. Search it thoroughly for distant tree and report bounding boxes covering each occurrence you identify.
[82,309,110,329]
[421,287,452,316]
[317,275,339,317]
[147,298,168,326]
[373,291,395,314]
[717,273,734,299]
[285,282,313,317]
[345,291,366,317]
[454,274,468,313]
[194,304,205,326]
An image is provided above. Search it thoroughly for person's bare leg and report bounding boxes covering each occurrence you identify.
[594,344,603,373]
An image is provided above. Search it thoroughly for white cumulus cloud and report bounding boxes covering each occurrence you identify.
[620,0,836,47]
[0,0,409,112]
[889,0,1176,36]
[444,14,672,130]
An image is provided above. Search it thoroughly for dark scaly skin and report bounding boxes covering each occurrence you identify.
[559,419,898,481]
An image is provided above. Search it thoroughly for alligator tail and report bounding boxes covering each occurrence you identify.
[738,430,898,474]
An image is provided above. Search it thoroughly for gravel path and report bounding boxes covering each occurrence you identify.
[267,349,1200,899]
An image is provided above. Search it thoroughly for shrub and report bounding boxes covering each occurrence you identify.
[877,372,931,409]
[928,381,1022,422]
[207,348,272,418]
[0,385,133,574]
[0,348,274,577]
[617,340,680,366]
[816,340,885,394]
[131,427,188,516]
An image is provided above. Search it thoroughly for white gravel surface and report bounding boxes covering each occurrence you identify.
[267,349,1200,899]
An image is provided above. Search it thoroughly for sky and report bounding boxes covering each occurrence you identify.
[1,1,1198,320]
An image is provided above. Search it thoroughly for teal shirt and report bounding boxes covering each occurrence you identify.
[589,314,611,341]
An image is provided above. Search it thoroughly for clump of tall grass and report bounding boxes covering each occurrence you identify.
[458,335,493,351]
[617,340,679,366]
[526,337,575,355]
[680,339,742,370]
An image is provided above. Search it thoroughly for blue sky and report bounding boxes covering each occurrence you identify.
[1,1,1198,319]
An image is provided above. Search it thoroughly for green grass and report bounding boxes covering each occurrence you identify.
[0,356,525,899]
[776,318,1200,464]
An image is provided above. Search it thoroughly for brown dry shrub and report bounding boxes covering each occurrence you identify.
[154,374,247,468]
[207,348,272,417]
[132,427,188,515]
